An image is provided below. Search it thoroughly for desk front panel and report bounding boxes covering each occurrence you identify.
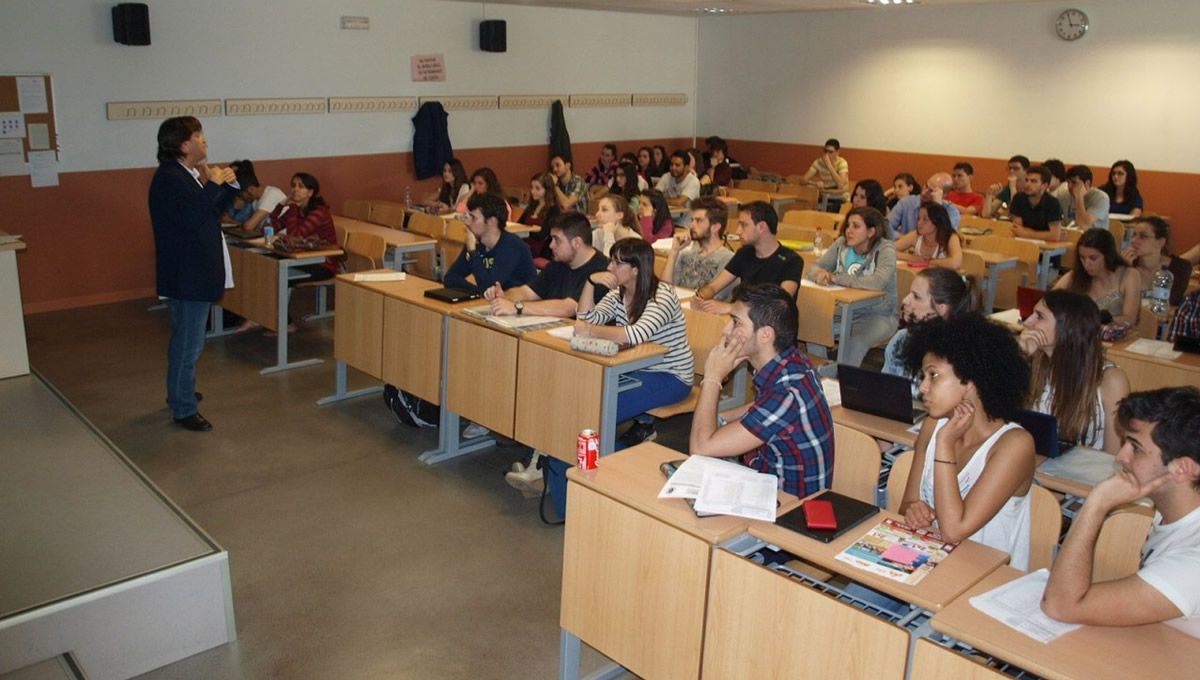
[333,281,384,378]
[1107,346,1200,392]
[223,246,279,331]
[910,639,1009,679]
[703,549,908,680]
[561,483,709,680]
[446,318,518,438]
[381,297,443,405]
[514,340,604,464]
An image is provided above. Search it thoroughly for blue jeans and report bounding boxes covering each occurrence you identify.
[616,370,691,425]
[166,298,210,419]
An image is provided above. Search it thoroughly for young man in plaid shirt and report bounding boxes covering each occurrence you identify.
[689,283,834,497]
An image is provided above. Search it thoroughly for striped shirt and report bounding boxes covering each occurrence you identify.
[579,282,694,385]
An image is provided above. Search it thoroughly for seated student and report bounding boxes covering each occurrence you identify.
[424,158,470,214]
[802,138,850,208]
[1041,386,1200,638]
[518,172,561,262]
[1053,228,1140,326]
[688,283,834,498]
[705,136,748,182]
[893,201,964,270]
[456,167,511,216]
[885,172,918,213]
[692,201,803,315]
[1064,164,1110,230]
[1124,216,1193,306]
[1019,290,1130,454]
[898,315,1036,569]
[700,137,734,189]
[550,154,587,214]
[584,144,617,187]
[607,161,642,216]
[655,150,702,208]
[888,172,961,236]
[576,238,694,446]
[983,154,1030,218]
[808,206,900,367]
[883,268,979,388]
[637,189,674,244]
[944,162,984,216]
[851,179,888,215]
[661,197,734,299]
[636,146,655,184]
[230,159,287,232]
[1010,164,1064,241]
[650,145,671,180]
[443,193,535,294]
[1100,159,1144,218]
[1044,159,1071,218]
[591,193,643,257]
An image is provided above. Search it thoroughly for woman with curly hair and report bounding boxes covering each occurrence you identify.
[1019,289,1130,453]
[898,314,1036,569]
[893,201,964,270]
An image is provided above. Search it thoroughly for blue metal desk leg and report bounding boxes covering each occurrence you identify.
[558,630,625,680]
[261,258,323,375]
[316,361,384,406]
[419,315,496,464]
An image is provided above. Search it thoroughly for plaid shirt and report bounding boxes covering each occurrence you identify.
[740,347,834,497]
[1170,290,1200,340]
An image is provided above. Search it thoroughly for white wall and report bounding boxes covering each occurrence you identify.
[698,0,1200,173]
[0,0,698,172]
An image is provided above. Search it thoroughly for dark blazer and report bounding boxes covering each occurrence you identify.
[149,160,238,301]
[411,102,453,180]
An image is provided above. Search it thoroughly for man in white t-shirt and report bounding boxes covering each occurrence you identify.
[231,160,286,232]
[655,150,701,207]
[1042,386,1200,638]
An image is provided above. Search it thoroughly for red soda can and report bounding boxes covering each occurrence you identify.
[577,429,599,470]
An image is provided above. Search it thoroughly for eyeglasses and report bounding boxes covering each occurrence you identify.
[1131,231,1156,240]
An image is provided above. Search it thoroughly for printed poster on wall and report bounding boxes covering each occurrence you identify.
[411,54,446,82]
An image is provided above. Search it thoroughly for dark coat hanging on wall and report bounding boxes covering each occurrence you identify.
[549,99,572,164]
[412,101,453,180]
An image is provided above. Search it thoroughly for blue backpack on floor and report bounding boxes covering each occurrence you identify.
[542,457,570,524]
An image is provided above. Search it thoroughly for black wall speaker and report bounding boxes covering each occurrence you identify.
[112,3,151,46]
[480,20,506,53]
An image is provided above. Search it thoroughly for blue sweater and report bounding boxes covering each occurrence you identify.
[444,231,536,293]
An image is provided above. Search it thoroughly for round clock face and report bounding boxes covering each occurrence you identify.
[1056,9,1089,41]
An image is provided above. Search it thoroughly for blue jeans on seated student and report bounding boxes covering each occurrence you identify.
[614,370,691,450]
[166,298,211,419]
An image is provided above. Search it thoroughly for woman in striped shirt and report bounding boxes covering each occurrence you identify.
[577,238,694,446]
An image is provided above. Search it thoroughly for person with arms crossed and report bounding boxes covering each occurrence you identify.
[692,201,802,315]
[661,196,734,299]
[1041,387,1200,638]
[689,283,834,498]
[149,116,240,432]
[443,193,536,294]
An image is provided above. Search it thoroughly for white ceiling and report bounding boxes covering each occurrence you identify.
[435,0,1054,17]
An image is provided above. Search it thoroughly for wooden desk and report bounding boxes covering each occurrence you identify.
[750,503,1009,612]
[213,239,344,374]
[1107,336,1200,391]
[0,231,29,378]
[832,405,918,448]
[560,444,798,680]
[931,566,1200,680]
[515,330,668,463]
[797,280,885,355]
[333,215,437,269]
[702,549,910,680]
[962,249,1019,313]
[1034,447,1117,498]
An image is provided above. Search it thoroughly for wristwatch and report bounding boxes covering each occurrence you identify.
[515,301,524,316]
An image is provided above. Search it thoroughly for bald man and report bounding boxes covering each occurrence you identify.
[887,171,961,236]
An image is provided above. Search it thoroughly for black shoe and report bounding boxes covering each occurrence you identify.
[174,413,213,432]
[618,421,657,447]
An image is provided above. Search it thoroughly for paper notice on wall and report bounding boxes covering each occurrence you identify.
[411,54,446,82]
[27,123,50,150]
[28,150,58,187]
[17,77,48,114]
[0,113,24,138]
[0,138,24,176]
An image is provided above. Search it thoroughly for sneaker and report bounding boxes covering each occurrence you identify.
[463,422,490,439]
[618,421,657,448]
[505,465,544,498]
[510,461,526,474]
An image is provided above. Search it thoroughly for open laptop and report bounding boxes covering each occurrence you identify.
[1012,409,1074,459]
[423,287,482,304]
[837,364,926,424]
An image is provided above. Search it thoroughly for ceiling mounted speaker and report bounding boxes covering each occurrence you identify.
[112,3,150,45]
[480,20,506,53]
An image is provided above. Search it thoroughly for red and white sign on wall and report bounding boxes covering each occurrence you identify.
[411,54,446,82]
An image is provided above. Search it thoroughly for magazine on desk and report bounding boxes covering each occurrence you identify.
[460,305,565,332]
[835,518,958,586]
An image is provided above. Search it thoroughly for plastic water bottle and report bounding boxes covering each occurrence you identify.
[263,225,275,246]
[404,185,412,210]
[813,226,826,254]
[1149,264,1174,337]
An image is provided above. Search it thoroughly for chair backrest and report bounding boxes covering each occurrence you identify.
[959,250,986,282]
[343,232,387,272]
[368,201,407,229]
[785,174,807,185]
[681,306,729,376]
[333,223,348,248]
[831,423,884,505]
[896,266,916,306]
[1134,301,1156,338]
[1027,484,1064,572]
[781,209,842,232]
[959,215,1013,238]
[733,178,778,193]
[1109,219,1128,249]
[1092,503,1153,582]
[885,450,914,513]
[775,184,821,213]
[969,235,1040,309]
[342,199,371,221]
[726,187,772,205]
[503,184,530,206]
[1061,227,1084,270]
[838,201,852,216]
[776,224,817,244]
[406,211,446,239]
[796,284,837,348]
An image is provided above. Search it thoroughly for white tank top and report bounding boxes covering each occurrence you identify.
[920,419,1032,570]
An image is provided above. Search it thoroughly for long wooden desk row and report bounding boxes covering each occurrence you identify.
[560,443,1199,680]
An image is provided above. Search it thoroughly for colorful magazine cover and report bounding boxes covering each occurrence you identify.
[834,517,959,585]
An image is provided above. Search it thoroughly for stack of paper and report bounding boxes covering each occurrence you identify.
[350,271,406,282]
[969,569,1082,643]
[658,456,778,522]
[1125,338,1182,360]
[801,278,846,291]
[820,377,842,407]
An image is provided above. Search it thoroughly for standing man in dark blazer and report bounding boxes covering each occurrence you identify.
[149,116,239,431]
